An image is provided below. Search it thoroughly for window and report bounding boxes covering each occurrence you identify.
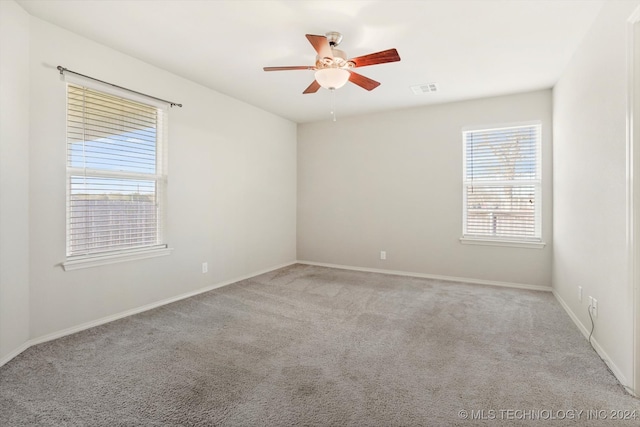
[64,84,168,267]
[462,122,542,246]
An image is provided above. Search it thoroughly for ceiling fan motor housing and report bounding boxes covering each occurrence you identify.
[325,31,343,47]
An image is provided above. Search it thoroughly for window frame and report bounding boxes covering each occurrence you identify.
[460,121,545,249]
[61,76,171,271]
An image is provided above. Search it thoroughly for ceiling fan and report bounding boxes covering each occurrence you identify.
[263,32,401,94]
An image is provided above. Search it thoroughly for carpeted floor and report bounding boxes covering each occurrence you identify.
[1,264,639,426]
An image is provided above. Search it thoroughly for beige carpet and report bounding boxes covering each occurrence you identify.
[1,264,639,426]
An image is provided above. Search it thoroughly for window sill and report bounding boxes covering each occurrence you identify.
[459,237,546,249]
[62,246,173,271]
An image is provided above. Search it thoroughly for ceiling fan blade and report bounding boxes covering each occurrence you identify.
[263,66,315,71]
[348,71,381,91]
[349,48,401,68]
[306,34,333,59]
[303,80,321,94]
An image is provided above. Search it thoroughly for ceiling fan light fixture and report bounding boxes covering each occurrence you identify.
[264,32,400,95]
[314,68,350,90]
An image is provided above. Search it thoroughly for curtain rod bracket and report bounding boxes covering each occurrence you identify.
[56,65,182,108]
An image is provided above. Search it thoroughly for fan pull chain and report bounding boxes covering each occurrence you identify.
[330,88,337,122]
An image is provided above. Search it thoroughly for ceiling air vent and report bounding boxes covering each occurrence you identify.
[411,83,438,94]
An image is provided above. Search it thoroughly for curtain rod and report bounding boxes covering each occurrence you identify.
[57,66,182,108]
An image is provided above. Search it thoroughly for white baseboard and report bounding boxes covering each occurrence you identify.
[0,261,297,368]
[0,342,31,368]
[297,260,552,292]
[552,289,631,391]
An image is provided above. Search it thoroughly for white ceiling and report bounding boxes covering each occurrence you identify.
[17,0,604,123]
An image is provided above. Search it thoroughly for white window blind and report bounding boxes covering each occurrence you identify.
[66,84,167,257]
[462,123,541,242]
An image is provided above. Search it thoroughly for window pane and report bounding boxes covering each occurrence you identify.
[67,86,158,174]
[466,185,536,238]
[68,177,158,254]
[465,126,538,181]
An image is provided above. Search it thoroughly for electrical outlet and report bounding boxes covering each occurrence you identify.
[202,262,208,274]
[380,251,386,260]
[578,286,582,302]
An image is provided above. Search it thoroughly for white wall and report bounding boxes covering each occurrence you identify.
[26,16,296,340]
[553,0,640,388]
[298,90,552,288]
[0,0,31,362]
